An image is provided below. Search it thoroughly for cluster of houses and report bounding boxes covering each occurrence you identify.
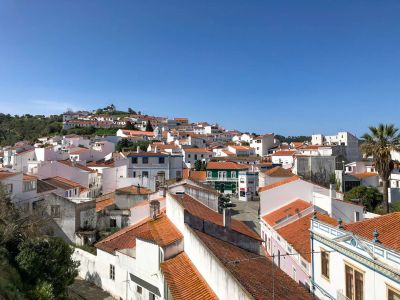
[1,112,400,299]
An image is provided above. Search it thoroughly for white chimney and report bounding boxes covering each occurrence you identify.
[223,208,231,228]
[137,146,140,153]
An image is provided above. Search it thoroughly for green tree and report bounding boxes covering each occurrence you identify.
[194,160,202,171]
[16,237,79,297]
[344,185,383,212]
[127,108,136,114]
[116,138,133,152]
[124,121,137,130]
[361,124,400,213]
[145,120,154,132]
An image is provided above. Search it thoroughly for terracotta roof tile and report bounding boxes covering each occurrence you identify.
[116,185,152,195]
[96,196,115,212]
[172,194,260,240]
[43,176,85,190]
[206,161,249,170]
[161,253,217,300]
[344,212,400,251]
[272,150,297,156]
[258,176,300,192]
[194,230,312,300]
[0,170,19,180]
[351,172,378,179]
[189,171,207,181]
[183,148,212,153]
[277,212,337,262]
[95,218,150,253]
[59,160,96,172]
[135,213,183,247]
[262,199,311,226]
[264,166,295,178]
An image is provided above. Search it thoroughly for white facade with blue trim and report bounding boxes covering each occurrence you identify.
[311,217,400,300]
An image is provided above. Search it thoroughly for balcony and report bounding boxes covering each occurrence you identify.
[207,177,237,182]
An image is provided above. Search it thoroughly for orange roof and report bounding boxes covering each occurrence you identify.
[351,172,378,179]
[258,176,300,192]
[95,218,151,253]
[121,130,154,137]
[171,194,260,240]
[59,160,96,172]
[116,185,152,195]
[262,199,311,226]
[23,174,37,181]
[229,145,251,150]
[189,171,206,181]
[183,148,212,153]
[43,176,84,190]
[0,170,19,180]
[264,166,295,178]
[161,253,217,300]
[195,230,313,300]
[277,212,337,262]
[272,150,297,156]
[206,161,249,170]
[96,195,115,212]
[344,212,400,251]
[135,213,183,247]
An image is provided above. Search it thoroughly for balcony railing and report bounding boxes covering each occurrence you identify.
[207,177,237,182]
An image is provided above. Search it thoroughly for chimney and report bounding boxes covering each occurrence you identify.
[137,184,141,194]
[223,208,231,229]
[329,184,336,199]
[150,200,160,220]
[137,146,140,153]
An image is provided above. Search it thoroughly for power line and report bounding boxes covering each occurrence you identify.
[227,249,336,264]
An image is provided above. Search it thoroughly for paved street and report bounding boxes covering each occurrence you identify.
[230,197,261,235]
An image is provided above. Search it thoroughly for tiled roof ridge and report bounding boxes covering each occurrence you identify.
[258,176,300,192]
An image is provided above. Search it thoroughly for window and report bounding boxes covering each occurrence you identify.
[142,157,148,164]
[207,171,212,178]
[321,249,330,280]
[240,191,245,197]
[345,264,364,300]
[136,285,142,294]
[149,293,156,300]
[23,180,36,192]
[355,211,360,222]
[132,157,138,164]
[109,264,115,280]
[188,154,191,158]
[194,154,198,160]
[159,157,165,164]
[110,218,117,228]
[292,267,297,281]
[231,172,236,178]
[142,171,149,178]
[133,171,136,178]
[388,286,400,300]
[50,205,60,218]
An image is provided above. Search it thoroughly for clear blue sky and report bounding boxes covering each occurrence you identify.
[1,0,399,136]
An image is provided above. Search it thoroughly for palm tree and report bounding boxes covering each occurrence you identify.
[361,124,400,213]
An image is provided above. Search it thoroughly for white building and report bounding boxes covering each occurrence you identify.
[259,177,365,224]
[72,189,312,300]
[311,212,400,300]
[250,133,276,157]
[125,151,183,191]
[238,170,259,201]
[311,131,360,162]
[182,148,214,168]
[271,150,297,167]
